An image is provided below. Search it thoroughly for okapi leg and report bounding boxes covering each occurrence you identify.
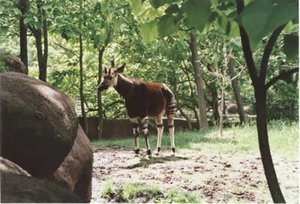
[130,118,140,156]
[167,115,175,155]
[155,114,164,155]
[141,117,151,158]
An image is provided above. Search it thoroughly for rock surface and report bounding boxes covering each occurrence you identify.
[0,72,78,177]
[53,125,93,202]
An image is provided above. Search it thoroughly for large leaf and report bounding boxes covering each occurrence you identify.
[182,0,211,31]
[283,34,298,59]
[158,14,179,37]
[140,20,158,43]
[240,0,298,43]
[149,0,164,9]
[128,0,143,16]
[149,0,180,9]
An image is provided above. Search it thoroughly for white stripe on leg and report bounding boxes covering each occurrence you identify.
[169,127,175,154]
[156,127,163,149]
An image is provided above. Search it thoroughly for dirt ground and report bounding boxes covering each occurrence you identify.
[91,148,299,203]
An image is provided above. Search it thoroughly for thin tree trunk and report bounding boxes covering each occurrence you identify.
[228,55,246,124]
[177,103,193,130]
[255,85,285,203]
[206,64,220,124]
[236,0,285,202]
[96,30,111,138]
[18,0,28,74]
[97,48,104,139]
[189,33,208,129]
[32,0,48,82]
[79,34,88,134]
[219,56,225,137]
[180,62,200,129]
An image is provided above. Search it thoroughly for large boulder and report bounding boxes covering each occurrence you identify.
[0,157,82,203]
[0,72,78,177]
[0,49,27,74]
[53,125,93,202]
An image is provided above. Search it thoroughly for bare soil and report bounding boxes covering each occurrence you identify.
[92,148,299,203]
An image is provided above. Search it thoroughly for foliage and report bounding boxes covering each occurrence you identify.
[0,0,297,122]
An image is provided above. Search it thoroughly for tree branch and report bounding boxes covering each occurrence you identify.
[235,0,258,85]
[260,24,286,82]
[265,67,299,90]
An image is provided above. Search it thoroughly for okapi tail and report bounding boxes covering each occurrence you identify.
[162,84,176,117]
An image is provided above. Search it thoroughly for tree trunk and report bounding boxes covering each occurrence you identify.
[79,34,88,134]
[236,0,286,202]
[219,61,225,137]
[97,48,104,139]
[205,64,220,124]
[255,84,285,202]
[228,55,246,124]
[32,0,48,82]
[189,33,208,129]
[177,103,193,130]
[180,62,200,129]
[18,0,28,74]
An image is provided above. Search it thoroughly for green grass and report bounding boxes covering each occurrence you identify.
[101,181,200,203]
[92,120,298,160]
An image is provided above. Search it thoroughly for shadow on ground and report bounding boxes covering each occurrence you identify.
[124,155,188,169]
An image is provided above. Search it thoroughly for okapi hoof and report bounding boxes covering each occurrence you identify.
[171,147,176,157]
[147,149,152,158]
[134,149,140,157]
[155,147,161,156]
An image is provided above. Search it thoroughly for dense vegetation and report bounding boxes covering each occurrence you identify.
[0,0,298,122]
[0,0,298,202]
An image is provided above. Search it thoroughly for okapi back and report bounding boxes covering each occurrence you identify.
[115,75,175,118]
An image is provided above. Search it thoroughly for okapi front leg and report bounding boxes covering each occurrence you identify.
[130,118,140,156]
[141,117,151,158]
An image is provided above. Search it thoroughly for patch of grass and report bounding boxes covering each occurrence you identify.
[100,181,200,203]
[121,183,162,202]
[156,188,201,203]
[101,180,118,199]
[101,181,162,202]
[92,120,298,159]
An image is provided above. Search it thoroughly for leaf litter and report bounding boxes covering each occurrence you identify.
[92,148,299,203]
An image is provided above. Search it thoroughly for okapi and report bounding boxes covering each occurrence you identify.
[98,63,176,158]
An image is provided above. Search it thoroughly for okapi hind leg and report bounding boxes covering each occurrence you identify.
[141,117,152,158]
[155,113,164,155]
[167,114,175,156]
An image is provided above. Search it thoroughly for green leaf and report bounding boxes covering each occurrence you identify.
[165,4,180,14]
[149,0,162,9]
[149,0,179,9]
[182,0,211,31]
[240,0,298,43]
[283,34,298,59]
[128,0,143,16]
[158,14,179,37]
[140,20,158,43]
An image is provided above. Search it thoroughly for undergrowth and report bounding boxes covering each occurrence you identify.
[101,180,200,203]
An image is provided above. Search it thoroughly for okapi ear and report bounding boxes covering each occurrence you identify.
[104,67,108,74]
[111,59,115,67]
[116,63,126,73]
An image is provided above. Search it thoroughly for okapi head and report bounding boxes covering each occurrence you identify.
[98,63,126,91]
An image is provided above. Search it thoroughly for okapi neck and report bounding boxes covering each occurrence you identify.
[114,74,133,99]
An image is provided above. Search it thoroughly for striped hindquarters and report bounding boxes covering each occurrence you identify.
[161,84,176,117]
